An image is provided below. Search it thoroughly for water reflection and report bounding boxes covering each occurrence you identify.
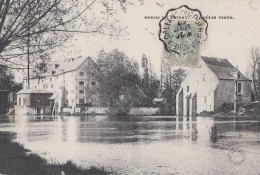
[0,115,260,174]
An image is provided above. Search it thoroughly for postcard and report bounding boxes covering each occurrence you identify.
[0,0,260,174]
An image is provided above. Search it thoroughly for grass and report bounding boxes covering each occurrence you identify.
[0,132,111,175]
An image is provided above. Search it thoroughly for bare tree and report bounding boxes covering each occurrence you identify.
[247,46,260,100]
[0,0,144,87]
[0,0,143,68]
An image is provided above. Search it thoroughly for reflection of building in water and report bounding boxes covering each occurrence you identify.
[176,116,198,141]
[177,57,251,116]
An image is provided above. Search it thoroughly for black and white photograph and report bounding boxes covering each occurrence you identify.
[0,0,260,174]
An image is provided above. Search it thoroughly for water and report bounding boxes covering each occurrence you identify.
[1,115,260,175]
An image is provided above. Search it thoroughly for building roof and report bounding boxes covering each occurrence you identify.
[55,56,88,74]
[17,89,53,94]
[202,56,250,81]
[26,56,93,79]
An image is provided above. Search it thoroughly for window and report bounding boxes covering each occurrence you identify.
[92,82,96,86]
[43,85,45,89]
[203,74,206,81]
[65,99,68,104]
[237,82,242,94]
[79,99,85,104]
[237,72,241,79]
[79,81,84,85]
[204,96,207,103]
[18,97,21,106]
[50,78,52,82]
[79,90,84,94]
[187,86,189,92]
[79,72,84,76]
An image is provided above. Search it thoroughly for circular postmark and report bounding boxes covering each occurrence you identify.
[159,5,208,67]
[228,148,245,165]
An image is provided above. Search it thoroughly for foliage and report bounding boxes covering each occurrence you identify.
[0,68,22,92]
[160,66,187,115]
[0,0,144,74]
[246,46,260,101]
[140,54,160,106]
[96,49,141,115]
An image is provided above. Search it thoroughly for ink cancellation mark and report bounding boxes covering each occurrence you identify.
[159,5,208,67]
[228,148,245,165]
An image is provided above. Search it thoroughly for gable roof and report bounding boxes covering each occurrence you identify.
[202,56,250,81]
[56,56,89,74]
[27,57,94,79]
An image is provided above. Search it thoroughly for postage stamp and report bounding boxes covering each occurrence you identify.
[159,5,208,67]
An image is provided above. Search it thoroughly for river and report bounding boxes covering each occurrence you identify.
[0,115,260,175]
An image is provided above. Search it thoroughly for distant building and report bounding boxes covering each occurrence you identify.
[0,64,9,114]
[16,57,103,115]
[176,57,252,116]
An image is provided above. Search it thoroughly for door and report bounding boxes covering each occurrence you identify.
[186,97,190,116]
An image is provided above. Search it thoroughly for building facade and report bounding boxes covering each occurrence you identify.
[176,57,252,116]
[16,57,103,115]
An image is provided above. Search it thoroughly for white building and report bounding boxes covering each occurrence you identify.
[176,57,251,116]
[16,56,103,115]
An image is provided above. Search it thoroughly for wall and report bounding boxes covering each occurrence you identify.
[74,58,101,107]
[30,93,52,107]
[214,79,251,110]
[178,60,218,116]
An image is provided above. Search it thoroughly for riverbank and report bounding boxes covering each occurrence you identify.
[0,132,111,175]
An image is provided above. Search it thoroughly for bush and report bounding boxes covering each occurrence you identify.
[58,112,71,116]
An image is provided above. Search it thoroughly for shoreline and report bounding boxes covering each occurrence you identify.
[0,132,111,175]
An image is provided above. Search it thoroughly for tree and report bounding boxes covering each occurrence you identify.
[0,69,22,114]
[140,54,160,106]
[96,49,141,115]
[246,46,260,101]
[0,0,144,83]
[161,66,187,115]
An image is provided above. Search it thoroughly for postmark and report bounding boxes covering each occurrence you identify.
[228,148,245,165]
[159,5,208,67]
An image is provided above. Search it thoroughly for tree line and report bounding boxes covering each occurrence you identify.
[246,46,260,102]
[95,49,187,116]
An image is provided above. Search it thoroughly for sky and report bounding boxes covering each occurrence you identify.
[21,0,260,80]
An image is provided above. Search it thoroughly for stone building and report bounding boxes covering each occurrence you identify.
[176,57,252,116]
[16,57,103,115]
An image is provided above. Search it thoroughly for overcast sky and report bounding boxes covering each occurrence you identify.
[51,0,260,77]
